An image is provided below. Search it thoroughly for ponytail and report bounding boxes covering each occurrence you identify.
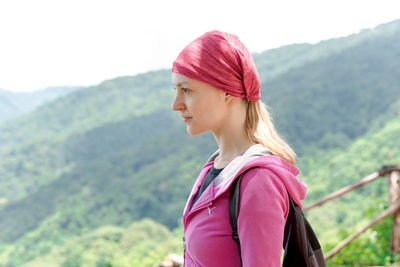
[245,100,297,165]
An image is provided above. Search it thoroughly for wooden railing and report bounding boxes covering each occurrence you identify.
[304,164,400,260]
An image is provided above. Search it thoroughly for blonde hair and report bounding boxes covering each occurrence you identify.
[245,100,297,165]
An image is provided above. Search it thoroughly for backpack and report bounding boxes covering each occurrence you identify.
[229,168,326,267]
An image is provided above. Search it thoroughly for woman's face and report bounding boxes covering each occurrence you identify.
[172,72,228,135]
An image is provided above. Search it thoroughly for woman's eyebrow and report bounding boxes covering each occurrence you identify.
[173,82,188,87]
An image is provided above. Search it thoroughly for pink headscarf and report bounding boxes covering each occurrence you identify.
[172,30,261,101]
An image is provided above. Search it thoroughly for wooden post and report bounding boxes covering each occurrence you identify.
[387,169,400,253]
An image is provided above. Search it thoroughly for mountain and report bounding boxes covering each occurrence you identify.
[260,27,400,155]
[253,18,400,84]
[0,86,80,124]
[0,19,399,266]
[1,118,398,267]
[0,95,18,123]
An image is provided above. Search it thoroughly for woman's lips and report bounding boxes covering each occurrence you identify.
[182,116,192,122]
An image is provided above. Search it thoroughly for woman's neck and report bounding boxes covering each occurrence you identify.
[212,125,255,169]
[211,97,255,169]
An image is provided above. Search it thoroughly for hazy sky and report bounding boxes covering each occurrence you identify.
[1,0,399,92]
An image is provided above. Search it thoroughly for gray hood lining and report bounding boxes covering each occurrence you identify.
[206,144,271,187]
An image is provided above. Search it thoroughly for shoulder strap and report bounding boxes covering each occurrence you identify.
[229,168,326,267]
[229,169,246,265]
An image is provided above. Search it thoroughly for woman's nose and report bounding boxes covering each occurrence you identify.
[172,94,185,111]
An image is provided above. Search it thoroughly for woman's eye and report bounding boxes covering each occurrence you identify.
[182,88,189,94]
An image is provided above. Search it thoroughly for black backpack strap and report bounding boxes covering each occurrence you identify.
[229,168,258,265]
[229,170,247,265]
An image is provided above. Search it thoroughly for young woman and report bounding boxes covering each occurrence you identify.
[171,31,307,267]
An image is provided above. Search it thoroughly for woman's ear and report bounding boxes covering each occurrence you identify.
[224,92,233,103]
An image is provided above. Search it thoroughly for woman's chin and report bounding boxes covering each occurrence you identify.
[186,126,206,136]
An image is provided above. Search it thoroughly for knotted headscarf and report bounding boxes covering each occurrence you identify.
[172,30,261,101]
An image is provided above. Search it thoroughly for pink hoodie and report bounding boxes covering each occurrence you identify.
[182,144,307,266]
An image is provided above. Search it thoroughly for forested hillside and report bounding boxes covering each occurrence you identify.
[1,118,398,266]
[302,118,400,266]
[262,29,400,155]
[0,86,79,123]
[0,19,399,266]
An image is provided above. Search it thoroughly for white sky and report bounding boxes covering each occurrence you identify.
[0,0,399,92]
